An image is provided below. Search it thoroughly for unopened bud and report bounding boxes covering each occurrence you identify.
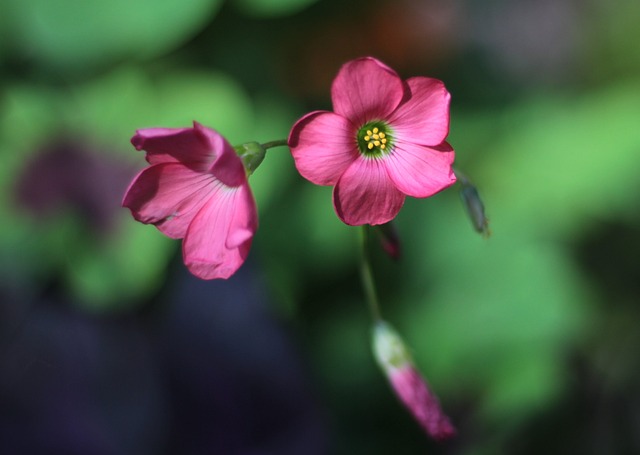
[460,185,489,236]
[234,141,266,175]
[373,321,456,441]
[455,169,490,237]
[375,221,401,260]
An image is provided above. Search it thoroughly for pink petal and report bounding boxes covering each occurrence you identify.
[388,77,451,146]
[182,183,257,280]
[390,366,456,441]
[333,157,405,226]
[205,128,248,188]
[131,122,218,171]
[122,163,215,239]
[384,141,456,198]
[288,111,359,186]
[331,57,405,126]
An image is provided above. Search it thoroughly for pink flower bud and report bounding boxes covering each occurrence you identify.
[373,321,455,441]
[375,221,401,260]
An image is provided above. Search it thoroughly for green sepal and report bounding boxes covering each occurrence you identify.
[234,141,266,175]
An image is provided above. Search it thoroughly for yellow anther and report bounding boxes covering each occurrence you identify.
[360,125,390,153]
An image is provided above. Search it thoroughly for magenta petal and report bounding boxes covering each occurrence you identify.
[122,163,216,239]
[334,158,405,226]
[388,77,451,146]
[384,141,456,198]
[131,122,216,170]
[390,366,456,441]
[289,111,359,186]
[182,183,257,280]
[331,57,405,126]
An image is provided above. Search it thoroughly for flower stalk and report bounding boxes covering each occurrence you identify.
[359,225,383,321]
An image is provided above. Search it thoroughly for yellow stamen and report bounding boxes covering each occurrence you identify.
[360,124,390,154]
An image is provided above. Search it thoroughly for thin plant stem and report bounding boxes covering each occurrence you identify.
[261,139,288,150]
[359,225,383,322]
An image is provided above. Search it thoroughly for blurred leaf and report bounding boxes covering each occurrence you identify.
[67,219,175,313]
[69,67,255,149]
[467,82,640,237]
[401,202,589,410]
[232,0,319,17]
[4,0,222,73]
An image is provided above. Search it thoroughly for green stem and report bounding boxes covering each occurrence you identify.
[261,139,288,150]
[453,167,470,186]
[359,225,383,321]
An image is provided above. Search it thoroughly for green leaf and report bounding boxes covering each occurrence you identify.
[231,0,319,17]
[4,0,223,73]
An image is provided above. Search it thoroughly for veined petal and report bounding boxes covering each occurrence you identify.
[122,163,216,239]
[331,57,405,126]
[289,111,359,186]
[384,141,456,198]
[334,157,405,226]
[388,77,451,146]
[131,122,218,171]
[204,127,248,188]
[183,183,257,280]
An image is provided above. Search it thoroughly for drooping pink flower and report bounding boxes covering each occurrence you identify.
[122,122,257,280]
[373,321,456,441]
[288,56,456,226]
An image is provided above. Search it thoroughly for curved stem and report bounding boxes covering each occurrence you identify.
[261,139,288,150]
[359,225,383,321]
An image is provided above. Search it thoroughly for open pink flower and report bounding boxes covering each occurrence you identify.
[288,57,456,225]
[122,122,257,280]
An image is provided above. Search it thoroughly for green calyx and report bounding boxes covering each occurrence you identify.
[372,321,412,370]
[356,121,393,158]
[234,141,266,176]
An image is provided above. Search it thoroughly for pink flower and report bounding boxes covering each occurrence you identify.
[388,365,456,441]
[122,122,258,280]
[373,321,456,441]
[288,56,456,226]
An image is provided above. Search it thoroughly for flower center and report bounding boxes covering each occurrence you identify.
[357,122,392,157]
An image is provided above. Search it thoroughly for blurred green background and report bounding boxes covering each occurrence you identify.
[1,0,640,454]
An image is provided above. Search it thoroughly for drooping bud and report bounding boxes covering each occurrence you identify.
[234,141,266,175]
[373,321,456,441]
[375,221,401,260]
[455,169,490,237]
[460,185,490,237]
